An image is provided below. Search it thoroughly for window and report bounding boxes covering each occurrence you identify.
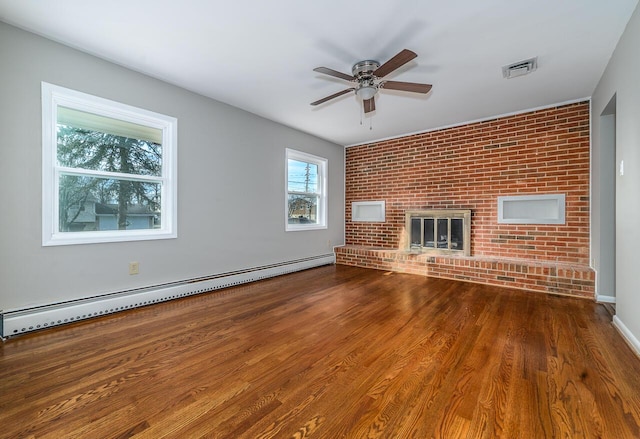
[42,82,177,246]
[286,148,327,231]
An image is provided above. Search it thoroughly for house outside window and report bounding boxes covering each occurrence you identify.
[286,148,327,231]
[42,82,177,246]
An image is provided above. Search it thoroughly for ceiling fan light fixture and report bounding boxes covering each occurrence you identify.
[356,85,377,101]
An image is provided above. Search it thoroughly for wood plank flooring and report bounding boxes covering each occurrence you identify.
[2,264,640,438]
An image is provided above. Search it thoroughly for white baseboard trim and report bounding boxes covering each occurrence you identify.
[1,254,335,339]
[613,316,640,357]
[596,294,616,303]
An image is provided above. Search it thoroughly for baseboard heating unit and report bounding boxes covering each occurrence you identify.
[1,254,335,339]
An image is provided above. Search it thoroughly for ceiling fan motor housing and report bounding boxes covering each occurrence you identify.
[352,60,380,100]
[352,60,380,81]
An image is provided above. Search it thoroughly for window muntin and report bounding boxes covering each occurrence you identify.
[42,82,177,245]
[286,149,327,231]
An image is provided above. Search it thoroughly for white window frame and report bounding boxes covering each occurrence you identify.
[42,82,178,246]
[285,148,328,231]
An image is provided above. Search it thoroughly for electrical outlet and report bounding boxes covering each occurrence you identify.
[129,262,139,275]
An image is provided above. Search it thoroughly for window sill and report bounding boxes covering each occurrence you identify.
[43,229,177,246]
[286,224,328,232]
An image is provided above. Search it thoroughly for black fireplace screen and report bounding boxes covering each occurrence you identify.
[410,217,464,251]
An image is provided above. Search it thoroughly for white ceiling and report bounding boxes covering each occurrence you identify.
[1,0,638,146]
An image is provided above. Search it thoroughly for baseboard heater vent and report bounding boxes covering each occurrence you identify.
[1,254,335,339]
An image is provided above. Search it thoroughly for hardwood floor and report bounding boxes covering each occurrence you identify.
[2,265,640,438]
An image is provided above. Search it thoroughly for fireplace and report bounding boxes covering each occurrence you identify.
[405,209,471,256]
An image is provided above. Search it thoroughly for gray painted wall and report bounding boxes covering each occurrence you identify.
[595,109,616,300]
[592,3,640,344]
[0,23,345,311]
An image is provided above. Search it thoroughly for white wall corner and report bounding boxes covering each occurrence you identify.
[596,295,616,303]
[613,316,640,358]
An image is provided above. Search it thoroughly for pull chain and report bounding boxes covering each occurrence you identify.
[360,105,373,131]
[358,101,373,130]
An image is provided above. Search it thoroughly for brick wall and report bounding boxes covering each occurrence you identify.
[337,102,593,298]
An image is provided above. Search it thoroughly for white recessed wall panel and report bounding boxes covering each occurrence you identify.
[352,201,385,222]
[497,194,565,224]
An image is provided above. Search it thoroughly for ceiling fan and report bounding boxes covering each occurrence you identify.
[310,49,432,114]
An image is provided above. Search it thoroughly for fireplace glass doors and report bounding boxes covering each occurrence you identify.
[406,210,471,256]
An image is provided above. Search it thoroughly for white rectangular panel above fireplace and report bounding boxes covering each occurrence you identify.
[405,209,471,256]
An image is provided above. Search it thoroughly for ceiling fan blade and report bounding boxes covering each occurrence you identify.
[373,49,417,78]
[313,67,355,81]
[310,88,354,106]
[381,81,432,94]
[363,98,375,114]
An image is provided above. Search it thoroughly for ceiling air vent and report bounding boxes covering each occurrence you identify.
[502,57,537,79]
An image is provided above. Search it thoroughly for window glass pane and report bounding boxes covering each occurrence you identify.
[410,218,421,247]
[451,218,464,250]
[424,218,435,247]
[59,174,160,232]
[437,218,448,248]
[287,194,318,224]
[287,159,318,193]
[57,110,162,177]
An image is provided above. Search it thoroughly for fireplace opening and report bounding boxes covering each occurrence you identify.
[406,209,471,256]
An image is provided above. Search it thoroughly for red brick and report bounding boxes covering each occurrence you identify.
[342,102,592,297]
